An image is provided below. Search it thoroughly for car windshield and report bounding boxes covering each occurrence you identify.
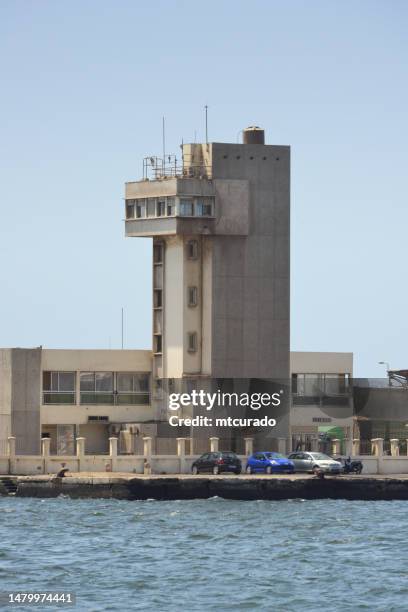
[265,453,285,459]
[309,453,331,461]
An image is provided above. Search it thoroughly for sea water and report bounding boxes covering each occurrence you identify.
[0,496,407,611]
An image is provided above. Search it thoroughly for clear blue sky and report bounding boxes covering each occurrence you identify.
[1,1,407,377]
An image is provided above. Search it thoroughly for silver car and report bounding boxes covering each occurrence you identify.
[288,452,342,474]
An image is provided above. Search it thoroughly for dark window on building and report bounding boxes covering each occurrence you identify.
[186,240,198,260]
[187,286,198,307]
[80,372,114,405]
[196,200,213,216]
[154,289,162,308]
[167,197,175,216]
[154,335,162,354]
[136,199,146,218]
[42,371,76,404]
[153,243,163,264]
[180,199,194,216]
[157,199,166,217]
[187,332,197,353]
[126,200,135,219]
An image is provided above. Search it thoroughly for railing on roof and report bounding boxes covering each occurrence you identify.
[142,154,211,180]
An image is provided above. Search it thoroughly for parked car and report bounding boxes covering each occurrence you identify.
[246,452,295,474]
[191,452,242,475]
[287,452,343,474]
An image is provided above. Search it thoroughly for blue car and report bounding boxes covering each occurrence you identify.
[246,452,295,474]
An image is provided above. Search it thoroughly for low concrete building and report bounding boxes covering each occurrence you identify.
[1,347,355,456]
[290,352,354,455]
[0,348,152,455]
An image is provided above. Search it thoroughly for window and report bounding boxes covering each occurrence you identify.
[136,199,146,218]
[43,371,76,404]
[80,372,114,404]
[116,372,150,405]
[167,197,175,216]
[196,199,213,216]
[157,199,166,217]
[126,200,135,219]
[186,240,198,260]
[180,199,193,216]
[187,332,197,352]
[292,374,350,396]
[153,243,163,264]
[154,335,162,354]
[154,289,162,308]
[187,286,198,307]
[147,198,156,217]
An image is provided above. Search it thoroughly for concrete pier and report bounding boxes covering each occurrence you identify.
[7,473,408,501]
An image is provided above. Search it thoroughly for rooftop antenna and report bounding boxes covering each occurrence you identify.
[204,105,208,144]
[121,307,124,349]
[162,116,166,175]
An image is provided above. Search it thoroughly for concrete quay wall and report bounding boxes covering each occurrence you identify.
[11,475,408,501]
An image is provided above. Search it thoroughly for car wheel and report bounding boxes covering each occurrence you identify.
[212,465,219,475]
[234,468,241,475]
[266,466,272,475]
[312,465,320,475]
[246,466,252,475]
[192,465,198,475]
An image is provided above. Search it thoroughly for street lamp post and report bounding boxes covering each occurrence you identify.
[378,361,391,386]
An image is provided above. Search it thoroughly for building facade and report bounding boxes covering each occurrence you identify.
[125,128,290,423]
[290,352,354,455]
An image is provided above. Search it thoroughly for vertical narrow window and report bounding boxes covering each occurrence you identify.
[126,200,135,219]
[187,286,198,307]
[154,335,162,354]
[153,243,163,264]
[167,197,175,216]
[291,374,298,395]
[187,332,197,352]
[196,199,213,216]
[136,199,146,218]
[186,240,198,260]
[157,199,166,216]
[180,199,194,216]
[154,289,162,308]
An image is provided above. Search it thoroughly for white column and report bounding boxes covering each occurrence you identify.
[7,436,16,457]
[109,437,118,457]
[177,437,186,474]
[76,437,86,457]
[331,439,341,456]
[177,438,186,457]
[143,436,152,459]
[41,438,51,456]
[209,437,219,452]
[143,437,152,475]
[244,437,253,456]
[352,438,360,456]
[371,438,384,456]
[390,439,400,457]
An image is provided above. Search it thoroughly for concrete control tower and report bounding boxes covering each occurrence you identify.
[124,127,290,422]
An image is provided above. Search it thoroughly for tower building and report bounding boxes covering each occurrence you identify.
[125,126,290,422]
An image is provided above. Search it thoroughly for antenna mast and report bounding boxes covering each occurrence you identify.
[162,116,166,175]
[205,105,208,144]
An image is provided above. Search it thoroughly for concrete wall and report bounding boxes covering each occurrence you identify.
[0,349,12,454]
[290,352,353,375]
[209,142,290,380]
[42,349,152,372]
[11,348,41,455]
